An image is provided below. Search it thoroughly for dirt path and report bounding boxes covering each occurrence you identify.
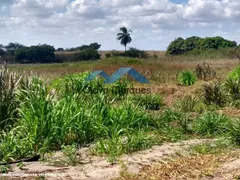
[2,138,217,180]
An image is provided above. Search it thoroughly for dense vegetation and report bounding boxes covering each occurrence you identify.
[15,44,56,63]
[166,36,238,55]
[106,48,148,59]
[1,63,240,166]
[0,42,102,64]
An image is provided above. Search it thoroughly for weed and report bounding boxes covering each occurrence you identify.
[193,112,230,136]
[191,139,232,155]
[203,82,227,107]
[0,164,12,173]
[225,78,240,107]
[130,94,163,110]
[228,118,240,145]
[195,63,216,81]
[0,66,24,130]
[228,65,240,80]
[175,95,200,112]
[177,70,197,86]
[61,144,78,166]
[17,162,26,170]
[178,114,192,133]
[96,130,158,164]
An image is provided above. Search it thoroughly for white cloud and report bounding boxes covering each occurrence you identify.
[0,0,240,50]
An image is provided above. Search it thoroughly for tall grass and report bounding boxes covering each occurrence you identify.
[0,73,160,163]
[0,66,24,130]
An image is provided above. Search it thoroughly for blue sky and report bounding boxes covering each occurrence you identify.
[0,0,240,50]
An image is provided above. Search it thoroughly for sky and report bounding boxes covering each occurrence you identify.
[0,0,240,50]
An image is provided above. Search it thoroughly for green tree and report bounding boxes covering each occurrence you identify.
[166,37,186,55]
[185,36,201,51]
[116,27,132,51]
[15,44,55,63]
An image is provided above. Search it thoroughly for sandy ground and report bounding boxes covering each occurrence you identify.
[1,139,218,180]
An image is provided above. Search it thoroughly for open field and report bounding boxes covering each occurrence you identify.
[1,55,240,179]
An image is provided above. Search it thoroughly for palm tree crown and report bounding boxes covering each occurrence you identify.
[116,27,132,51]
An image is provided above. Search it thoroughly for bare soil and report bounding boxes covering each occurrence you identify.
[3,139,218,180]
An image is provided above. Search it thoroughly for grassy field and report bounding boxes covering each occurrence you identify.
[1,54,240,179]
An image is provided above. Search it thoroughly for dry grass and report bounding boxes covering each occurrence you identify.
[8,57,239,83]
[116,150,240,180]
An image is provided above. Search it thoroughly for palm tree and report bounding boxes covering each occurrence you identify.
[116,27,132,51]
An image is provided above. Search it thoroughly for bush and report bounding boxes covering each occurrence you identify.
[75,48,101,61]
[105,53,112,58]
[228,65,240,80]
[194,112,230,136]
[166,36,237,55]
[15,44,56,63]
[203,82,227,107]
[195,63,216,81]
[177,71,197,86]
[124,48,148,58]
[108,48,148,59]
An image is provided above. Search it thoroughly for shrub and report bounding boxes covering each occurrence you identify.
[108,48,148,59]
[75,48,101,61]
[195,63,216,81]
[177,71,197,86]
[194,112,230,136]
[124,48,148,58]
[15,44,56,63]
[105,53,112,58]
[228,65,240,80]
[166,36,237,55]
[203,82,227,107]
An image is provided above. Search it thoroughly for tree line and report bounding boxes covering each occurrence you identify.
[0,43,102,63]
[166,36,238,55]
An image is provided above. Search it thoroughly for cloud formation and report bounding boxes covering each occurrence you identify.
[0,0,239,50]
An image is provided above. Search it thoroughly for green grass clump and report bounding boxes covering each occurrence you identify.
[228,119,240,145]
[129,94,163,110]
[191,139,233,155]
[96,130,158,164]
[228,65,240,80]
[193,112,230,136]
[175,95,200,113]
[177,71,197,86]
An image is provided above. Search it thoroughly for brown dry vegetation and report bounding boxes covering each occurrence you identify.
[116,150,240,180]
[8,54,240,106]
